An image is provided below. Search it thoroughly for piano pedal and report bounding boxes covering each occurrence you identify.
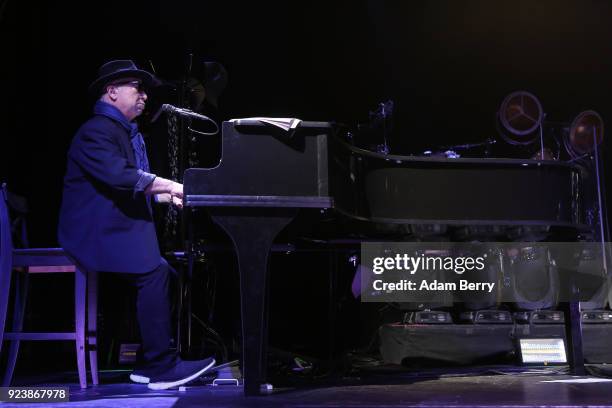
[211,364,242,387]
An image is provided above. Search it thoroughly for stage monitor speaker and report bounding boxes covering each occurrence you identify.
[582,310,612,324]
[460,310,512,324]
[414,310,453,324]
[513,310,565,324]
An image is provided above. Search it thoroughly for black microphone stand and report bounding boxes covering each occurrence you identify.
[178,52,196,356]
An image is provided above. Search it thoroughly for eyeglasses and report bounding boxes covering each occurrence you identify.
[109,80,146,93]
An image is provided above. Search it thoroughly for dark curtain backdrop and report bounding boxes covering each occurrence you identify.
[2,0,611,245]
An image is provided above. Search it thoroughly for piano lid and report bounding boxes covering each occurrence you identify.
[185,120,589,230]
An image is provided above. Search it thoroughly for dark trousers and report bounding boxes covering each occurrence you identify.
[121,258,177,369]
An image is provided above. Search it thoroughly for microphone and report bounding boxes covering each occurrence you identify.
[161,104,212,121]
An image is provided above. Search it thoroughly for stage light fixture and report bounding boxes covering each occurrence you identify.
[505,246,560,311]
[497,90,544,145]
[564,110,604,158]
[414,310,453,324]
[512,310,565,324]
[575,247,609,311]
[582,310,612,324]
[460,310,512,324]
[518,338,567,364]
[453,246,500,311]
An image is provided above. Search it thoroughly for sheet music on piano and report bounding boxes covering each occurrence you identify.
[229,117,302,131]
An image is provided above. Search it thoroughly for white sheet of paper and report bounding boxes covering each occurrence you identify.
[230,117,302,131]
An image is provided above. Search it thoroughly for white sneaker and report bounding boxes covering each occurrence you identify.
[147,357,216,390]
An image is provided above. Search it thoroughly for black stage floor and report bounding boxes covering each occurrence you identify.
[5,366,612,407]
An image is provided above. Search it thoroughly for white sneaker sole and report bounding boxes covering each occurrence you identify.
[147,359,216,390]
[130,373,150,384]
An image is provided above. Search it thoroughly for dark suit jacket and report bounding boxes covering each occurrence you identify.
[59,114,161,273]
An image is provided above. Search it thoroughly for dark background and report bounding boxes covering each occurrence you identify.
[2,0,612,245]
[1,0,612,370]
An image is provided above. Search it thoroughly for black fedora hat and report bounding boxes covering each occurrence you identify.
[88,59,160,95]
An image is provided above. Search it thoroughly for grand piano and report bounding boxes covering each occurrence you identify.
[184,119,594,395]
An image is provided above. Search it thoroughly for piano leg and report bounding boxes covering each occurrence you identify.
[209,208,299,396]
[554,248,586,375]
[560,301,586,375]
[327,252,338,362]
[177,263,185,353]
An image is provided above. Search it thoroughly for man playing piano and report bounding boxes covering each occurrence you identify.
[58,59,215,390]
